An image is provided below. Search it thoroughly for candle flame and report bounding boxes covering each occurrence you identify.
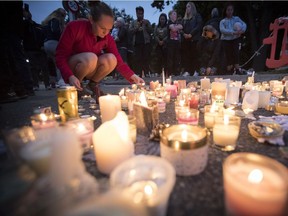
[119,88,125,96]
[39,113,48,121]
[139,91,148,107]
[77,123,86,132]
[210,102,217,112]
[144,184,154,196]
[248,169,263,184]
[181,130,188,142]
[224,115,229,125]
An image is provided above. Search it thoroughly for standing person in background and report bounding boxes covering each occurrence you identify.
[23,4,51,90]
[220,2,247,75]
[129,6,153,78]
[181,2,203,76]
[111,17,129,80]
[55,1,144,103]
[166,10,183,77]
[154,13,168,76]
[42,8,67,87]
[0,0,34,103]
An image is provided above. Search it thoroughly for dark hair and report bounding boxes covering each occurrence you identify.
[136,6,144,13]
[88,0,114,22]
[222,2,234,18]
[157,13,167,27]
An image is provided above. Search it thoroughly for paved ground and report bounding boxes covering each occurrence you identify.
[0,73,287,131]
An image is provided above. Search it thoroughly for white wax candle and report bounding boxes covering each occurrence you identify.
[93,112,134,174]
[257,91,271,108]
[225,86,240,105]
[200,77,211,90]
[99,95,121,122]
[224,157,288,216]
[213,124,239,147]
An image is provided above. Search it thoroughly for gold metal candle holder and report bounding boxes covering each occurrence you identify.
[133,102,159,136]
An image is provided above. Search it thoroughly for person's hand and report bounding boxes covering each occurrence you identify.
[69,75,83,91]
[130,74,145,85]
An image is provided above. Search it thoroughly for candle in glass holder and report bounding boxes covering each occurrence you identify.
[165,85,177,99]
[223,153,288,216]
[174,100,189,120]
[110,155,176,216]
[120,95,128,110]
[225,86,240,105]
[31,113,58,130]
[178,109,199,125]
[199,90,210,107]
[213,115,241,151]
[189,92,199,109]
[99,95,121,123]
[257,91,271,108]
[65,118,94,152]
[204,104,222,130]
[211,82,227,107]
[160,125,208,176]
[200,77,211,90]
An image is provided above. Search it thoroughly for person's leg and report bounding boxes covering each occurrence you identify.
[222,40,234,74]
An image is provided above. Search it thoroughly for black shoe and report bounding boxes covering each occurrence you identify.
[0,91,19,103]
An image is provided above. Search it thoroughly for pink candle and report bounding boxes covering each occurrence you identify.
[166,85,178,99]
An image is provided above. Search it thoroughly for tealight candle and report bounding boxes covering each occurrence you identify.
[223,153,288,216]
[160,125,208,176]
[177,109,199,125]
[204,104,222,130]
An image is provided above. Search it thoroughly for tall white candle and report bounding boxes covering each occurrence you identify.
[200,77,211,90]
[99,95,121,123]
[93,111,134,175]
[223,153,288,216]
[225,86,240,105]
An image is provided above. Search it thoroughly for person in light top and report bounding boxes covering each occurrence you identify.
[220,2,246,75]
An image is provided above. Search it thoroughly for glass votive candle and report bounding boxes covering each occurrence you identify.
[257,91,271,108]
[174,100,189,120]
[189,92,199,109]
[223,153,288,216]
[272,83,284,97]
[65,118,94,152]
[157,99,166,113]
[198,89,210,107]
[204,104,222,130]
[121,95,128,111]
[213,115,241,151]
[163,91,171,103]
[211,82,227,106]
[177,109,199,125]
[31,113,58,130]
[160,124,208,176]
[128,115,137,144]
[110,155,176,216]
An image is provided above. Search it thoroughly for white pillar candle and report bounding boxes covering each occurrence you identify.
[257,91,271,108]
[225,86,240,105]
[99,95,121,123]
[200,77,211,90]
[93,111,134,175]
[242,90,259,111]
[223,153,288,216]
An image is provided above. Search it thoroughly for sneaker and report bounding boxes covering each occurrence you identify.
[193,71,199,76]
[0,91,19,103]
[182,72,190,77]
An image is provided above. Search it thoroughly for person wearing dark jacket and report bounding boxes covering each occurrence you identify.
[181,2,203,75]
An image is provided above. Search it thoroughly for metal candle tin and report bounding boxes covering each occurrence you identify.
[160,124,208,176]
[57,86,78,122]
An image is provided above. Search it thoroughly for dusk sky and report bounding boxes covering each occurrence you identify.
[24,0,175,24]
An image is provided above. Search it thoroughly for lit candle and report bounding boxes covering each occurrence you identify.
[225,86,240,105]
[204,103,221,129]
[92,111,134,174]
[200,77,211,90]
[213,115,241,151]
[99,95,121,123]
[165,85,177,99]
[160,125,208,176]
[223,153,288,216]
[110,155,176,216]
[211,82,227,106]
[257,91,271,108]
[242,90,259,111]
[177,109,199,125]
[31,113,58,130]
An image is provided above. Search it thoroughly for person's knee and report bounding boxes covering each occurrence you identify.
[103,53,117,70]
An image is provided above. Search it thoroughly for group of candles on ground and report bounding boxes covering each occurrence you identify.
[6,74,288,215]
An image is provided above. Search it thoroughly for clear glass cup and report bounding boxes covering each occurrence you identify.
[204,105,223,130]
[213,115,241,151]
[177,109,199,125]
